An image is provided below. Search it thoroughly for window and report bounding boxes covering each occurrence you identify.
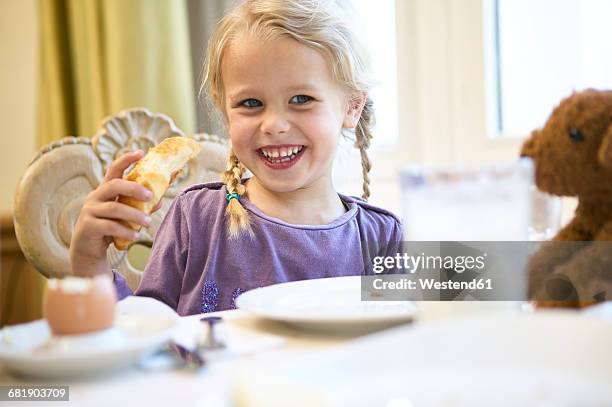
[350,0,398,148]
[489,0,612,137]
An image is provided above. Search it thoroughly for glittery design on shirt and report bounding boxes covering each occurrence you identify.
[230,287,244,309]
[201,281,219,313]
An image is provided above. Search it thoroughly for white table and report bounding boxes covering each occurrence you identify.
[0,309,368,407]
[3,303,611,406]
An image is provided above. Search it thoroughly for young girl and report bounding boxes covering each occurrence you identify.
[70,0,402,315]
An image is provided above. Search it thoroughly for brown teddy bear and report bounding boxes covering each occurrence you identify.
[520,88,612,306]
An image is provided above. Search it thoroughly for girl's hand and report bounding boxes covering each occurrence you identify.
[70,150,162,276]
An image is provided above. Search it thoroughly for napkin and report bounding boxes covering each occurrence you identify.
[117,296,285,362]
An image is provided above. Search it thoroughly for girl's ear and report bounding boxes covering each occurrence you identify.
[342,91,367,129]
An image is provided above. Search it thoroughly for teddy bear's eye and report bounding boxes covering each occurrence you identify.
[568,127,584,142]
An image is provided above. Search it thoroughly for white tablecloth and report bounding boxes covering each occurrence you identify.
[0,309,358,407]
[3,302,612,406]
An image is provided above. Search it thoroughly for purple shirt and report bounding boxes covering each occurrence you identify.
[113,181,402,316]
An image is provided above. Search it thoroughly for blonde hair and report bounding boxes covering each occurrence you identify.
[202,0,375,238]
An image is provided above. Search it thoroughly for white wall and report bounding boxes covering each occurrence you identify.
[0,0,38,215]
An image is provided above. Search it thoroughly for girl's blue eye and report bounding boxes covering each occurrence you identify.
[241,99,262,108]
[290,95,312,104]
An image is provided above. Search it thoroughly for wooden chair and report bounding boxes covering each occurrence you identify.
[13,108,228,291]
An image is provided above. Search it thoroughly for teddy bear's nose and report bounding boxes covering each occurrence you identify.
[520,132,539,158]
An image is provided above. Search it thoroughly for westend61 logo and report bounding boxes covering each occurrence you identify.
[363,242,537,301]
[371,252,487,274]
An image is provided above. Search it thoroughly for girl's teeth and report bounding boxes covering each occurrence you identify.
[260,146,304,164]
[261,146,303,164]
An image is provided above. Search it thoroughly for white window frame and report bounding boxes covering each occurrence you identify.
[341,0,536,214]
[363,0,576,221]
[400,0,524,165]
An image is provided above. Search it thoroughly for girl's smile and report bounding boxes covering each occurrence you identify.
[257,144,306,170]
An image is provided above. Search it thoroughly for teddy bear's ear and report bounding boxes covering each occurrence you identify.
[598,123,612,170]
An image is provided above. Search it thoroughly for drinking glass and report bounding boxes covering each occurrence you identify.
[399,160,534,241]
[528,186,561,241]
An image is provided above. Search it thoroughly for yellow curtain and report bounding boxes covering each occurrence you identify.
[4,0,196,326]
[37,0,196,145]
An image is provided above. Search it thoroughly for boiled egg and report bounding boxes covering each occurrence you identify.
[44,274,117,335]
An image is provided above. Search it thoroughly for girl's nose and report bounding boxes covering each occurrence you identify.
[261,110,290,136]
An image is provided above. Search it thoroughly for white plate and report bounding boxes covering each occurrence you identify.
[236,276,415,333]
[0,313,175,379]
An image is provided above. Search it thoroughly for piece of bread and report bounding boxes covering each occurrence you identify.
[113,136,201,250]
